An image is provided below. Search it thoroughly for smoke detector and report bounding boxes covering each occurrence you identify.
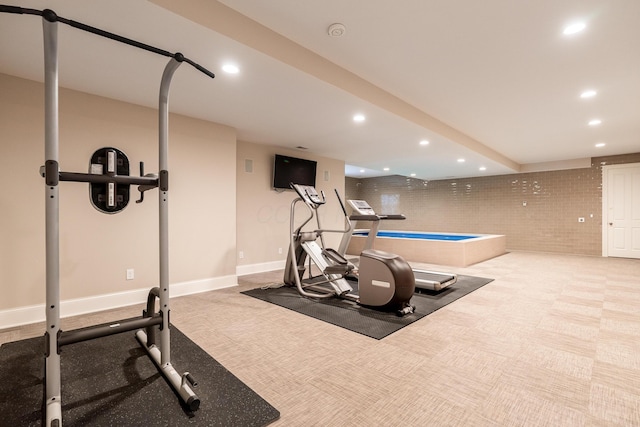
[328,23,346,37]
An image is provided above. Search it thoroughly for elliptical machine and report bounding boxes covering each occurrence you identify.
[284,184,415,315]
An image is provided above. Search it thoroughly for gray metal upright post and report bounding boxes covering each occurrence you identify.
[135,56,199,410]
[42,13,63,427]
[158,58,181,364]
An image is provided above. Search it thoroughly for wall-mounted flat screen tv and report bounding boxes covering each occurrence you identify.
[273,154,317,189]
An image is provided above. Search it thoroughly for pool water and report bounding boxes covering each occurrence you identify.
[353,230,478,241]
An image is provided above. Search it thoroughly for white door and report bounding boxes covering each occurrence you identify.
[604,164,640,259]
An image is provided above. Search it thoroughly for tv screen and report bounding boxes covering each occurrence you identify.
[273,154,317,189]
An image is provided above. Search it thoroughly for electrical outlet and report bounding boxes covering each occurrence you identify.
[239,251,244,259]
[126,268,134,280]
[278,247,283,254]
[578,217,585,223]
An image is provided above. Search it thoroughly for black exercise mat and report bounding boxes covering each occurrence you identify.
[242,275,493,340]
[0,323,280,426]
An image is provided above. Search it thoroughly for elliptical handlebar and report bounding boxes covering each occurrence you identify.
[334,188,348,217]
[290,196,315,239]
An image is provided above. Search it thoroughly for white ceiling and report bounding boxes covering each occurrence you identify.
[1,0,638,180]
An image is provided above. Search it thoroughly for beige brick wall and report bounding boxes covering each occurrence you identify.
[346,153,640,256]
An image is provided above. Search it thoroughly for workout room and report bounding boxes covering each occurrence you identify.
[1,1,639,426]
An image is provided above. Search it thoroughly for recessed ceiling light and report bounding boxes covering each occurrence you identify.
[419,140,429,146]
[353,114,365,122]
[563,22,586,35]
[479,166,487,171]
[457,158,465,163]
[580,90,597,98]
[588,119,602,126]
[595,143,606,148]
[383,167,390,171]
[410,173,416,177]
[222,63,239,74]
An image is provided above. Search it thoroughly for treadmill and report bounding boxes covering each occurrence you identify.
[338,200,457,292]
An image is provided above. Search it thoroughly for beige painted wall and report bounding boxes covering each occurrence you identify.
[346,152,640,256]
[0,73,236,311]
[236,140,346,267]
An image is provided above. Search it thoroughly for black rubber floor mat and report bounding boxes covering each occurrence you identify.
[242,275,493,339]
[0,323,280,426]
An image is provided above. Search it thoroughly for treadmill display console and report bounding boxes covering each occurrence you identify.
[348,200,376,215]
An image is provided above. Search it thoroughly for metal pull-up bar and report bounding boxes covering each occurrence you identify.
[0,5,215,79]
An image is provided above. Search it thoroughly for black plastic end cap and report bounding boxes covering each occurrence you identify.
[185,373,198,387]
[42,9,58,22]
[187,396,200,412]
[173,52,185,62]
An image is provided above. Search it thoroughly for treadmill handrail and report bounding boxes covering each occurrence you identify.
[380,214,406,220]
[348,214,381,221]
[348,213,406,221]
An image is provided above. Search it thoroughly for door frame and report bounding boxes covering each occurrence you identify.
[601,162,640,257]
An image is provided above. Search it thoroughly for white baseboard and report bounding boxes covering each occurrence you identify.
[0,275,237,330]
[0,304,43,331]
[172,275,237,297]
[236,260,286,276]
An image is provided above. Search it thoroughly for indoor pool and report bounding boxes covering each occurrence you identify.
[347,230,506,267]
